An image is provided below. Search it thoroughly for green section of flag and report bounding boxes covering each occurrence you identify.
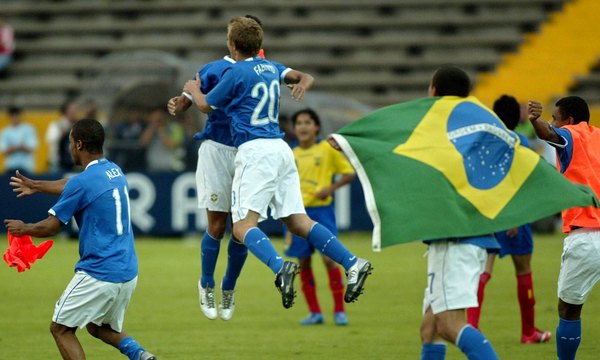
[335,97,598,251]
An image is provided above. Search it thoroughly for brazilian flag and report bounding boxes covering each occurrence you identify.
[332,96,598,251]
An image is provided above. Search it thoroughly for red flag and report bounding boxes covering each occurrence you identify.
[3,232,53,272]
[257,48,266,59]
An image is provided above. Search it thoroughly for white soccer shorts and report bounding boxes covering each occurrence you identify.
[231,138,305,223]
[557,228,600,305]
[195,140,237,212]
[422,240,487,315]
[52,271,137,332]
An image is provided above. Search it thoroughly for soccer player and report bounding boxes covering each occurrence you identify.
[467,95,551,344]
[411,66,499,360]
[167,14,266,321]
[528,96,600,360]
[285,108,355,325]
[183,16,372,309]
[4,119,157,360]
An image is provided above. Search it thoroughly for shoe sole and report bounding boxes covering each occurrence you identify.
[344,262,373,303]
[278,263,300,309]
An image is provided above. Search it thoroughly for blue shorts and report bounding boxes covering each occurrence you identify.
[284,205,337,259]
[491,224,534,258]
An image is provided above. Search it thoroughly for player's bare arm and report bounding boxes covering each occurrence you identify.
[284,70,314,101]
[528,101,561,144]
[315,173,356,199]
[184,73,212,113]
[10,170,68,197]
[4,215,62,238]
[167,95,192,116]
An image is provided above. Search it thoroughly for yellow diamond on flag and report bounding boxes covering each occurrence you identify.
[393,96,539,219]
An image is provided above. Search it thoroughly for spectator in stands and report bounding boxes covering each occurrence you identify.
[45,100,78,173]
[0,15,15,76]
[140,106,184,172]
[108,110,148,172]
[0,106,38,174]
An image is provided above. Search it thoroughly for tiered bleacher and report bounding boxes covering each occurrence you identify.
[1,0,568,110]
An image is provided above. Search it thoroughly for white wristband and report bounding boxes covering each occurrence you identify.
[182,91,193,102]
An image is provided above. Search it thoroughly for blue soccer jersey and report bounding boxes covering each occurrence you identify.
[49,159,137,283]
[205,57,291,147]
[192,56,236,147]
[548,126,574,173]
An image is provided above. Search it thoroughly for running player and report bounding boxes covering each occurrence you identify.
[5,119,157,360]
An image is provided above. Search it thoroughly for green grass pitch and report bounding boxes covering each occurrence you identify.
[1,232,599,359]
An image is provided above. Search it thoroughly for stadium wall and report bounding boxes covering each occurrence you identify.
[0,173,373,237]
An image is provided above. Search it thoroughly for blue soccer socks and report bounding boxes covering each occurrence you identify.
[306,223,356,270]
[420,343,447,360]
[556,317,581,360]
[244,227,284,274]
[456,325,499,360]
[222,237,248,291]
[200,232,221,288]
[118,336,145,360]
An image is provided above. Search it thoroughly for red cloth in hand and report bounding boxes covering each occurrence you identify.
[3,232,53,272]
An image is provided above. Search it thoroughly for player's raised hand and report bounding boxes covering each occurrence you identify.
[527,101,543,121]
[167,96,180,116]
[10,170,38,198]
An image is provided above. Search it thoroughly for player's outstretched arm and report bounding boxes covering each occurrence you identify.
[183,73,212,113]
[527,100,562,144]
[10,170,67,197]
[284,70,314,101]
[167,95,192,116]
[4,216,62,238]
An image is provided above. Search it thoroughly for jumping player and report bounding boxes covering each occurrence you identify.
[183,16,372,309]
[167,15,267,321]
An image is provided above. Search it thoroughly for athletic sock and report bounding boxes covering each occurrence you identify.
[243,227,283,274]
[420,343,447,360]
[222,237,248,291]
[328,266,345,313]
[200,232,221,288]
[517,272,536,336]
[118,336,145,360]
[556,317,581,360]
[466,271,491,329]
[456,325,499,360]
[300,267,321,314]
[306,223,356,270]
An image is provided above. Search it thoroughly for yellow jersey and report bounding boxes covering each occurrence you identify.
[293,140,355,207]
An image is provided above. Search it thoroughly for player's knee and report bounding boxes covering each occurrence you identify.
[50,322,73,338]
[85,323,100,338]
[207,223,226,239]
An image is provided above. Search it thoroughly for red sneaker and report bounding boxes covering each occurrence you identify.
[521,328,552,344]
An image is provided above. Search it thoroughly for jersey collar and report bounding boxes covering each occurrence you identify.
[85,158,106,170]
